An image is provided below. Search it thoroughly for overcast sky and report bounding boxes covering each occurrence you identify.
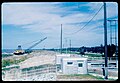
[2,2,118,49]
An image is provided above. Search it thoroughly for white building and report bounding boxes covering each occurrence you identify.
[61,57,88,74]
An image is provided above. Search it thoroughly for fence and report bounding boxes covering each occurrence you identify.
[2,64,57,81]
[87,57,118,61]
[88,64,118,77]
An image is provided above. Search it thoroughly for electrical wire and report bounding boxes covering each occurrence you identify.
[65,4,104,35]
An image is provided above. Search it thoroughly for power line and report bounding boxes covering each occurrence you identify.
[65,5,104,35]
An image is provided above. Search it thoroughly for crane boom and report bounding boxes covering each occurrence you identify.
[25,37,47,53]
[27,37,47,50]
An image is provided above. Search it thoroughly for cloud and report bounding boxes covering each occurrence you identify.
[86,2,118,20]
[2,2,118,48]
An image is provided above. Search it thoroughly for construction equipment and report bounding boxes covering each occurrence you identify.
[14,45,24,55]
[13,37,47,55]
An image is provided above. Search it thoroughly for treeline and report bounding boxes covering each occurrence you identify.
[75,44,118,57]
[49,44,118,57]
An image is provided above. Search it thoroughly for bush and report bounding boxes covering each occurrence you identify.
[2,56,28,67]
[2,60,10,67]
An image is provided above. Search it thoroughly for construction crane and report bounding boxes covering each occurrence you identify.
[14,37,47,55]
[25,37,47,53]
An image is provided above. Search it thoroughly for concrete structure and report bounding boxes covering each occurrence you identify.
[62,57,88,74]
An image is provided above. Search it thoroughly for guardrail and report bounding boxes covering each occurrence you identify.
[87,57,118,61]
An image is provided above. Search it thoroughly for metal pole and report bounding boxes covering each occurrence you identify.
[104,2,108,80]
[60,24,62,54]
[65,38,67,54]
[115,20,118,67]
[70,39,71,54]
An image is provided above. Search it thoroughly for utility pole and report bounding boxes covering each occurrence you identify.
[69,39,71,54]
[65,38,67,54]
[60,24,62,54]
[104,2,108,80]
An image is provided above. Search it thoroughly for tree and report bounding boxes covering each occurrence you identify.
[79,46,85,55]
[102,44,116,57]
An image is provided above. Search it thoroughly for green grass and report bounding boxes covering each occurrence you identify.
[85,53,102,57]
[57,74,105,80]
[57,74,116,80]
[60,74,116,81]
[72,74,104,79]
[61,51,80,54]
[61,51,103,57]
[2,56,28,67]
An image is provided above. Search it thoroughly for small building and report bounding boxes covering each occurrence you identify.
[61,57,88,74]
[56,54,71,71]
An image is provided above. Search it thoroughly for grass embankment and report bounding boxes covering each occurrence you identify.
[2,56,28,67]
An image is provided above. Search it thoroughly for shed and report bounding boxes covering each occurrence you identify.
[62,57,88,74]
[56,54,71,71]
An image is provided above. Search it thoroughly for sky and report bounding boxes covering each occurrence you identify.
[2,2,118,49]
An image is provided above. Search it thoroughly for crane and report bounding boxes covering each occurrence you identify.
[14,37,47,55]
[25,37,47,53]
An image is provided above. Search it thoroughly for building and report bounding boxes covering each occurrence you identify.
[61,57,88,74]
[56,54,71,71]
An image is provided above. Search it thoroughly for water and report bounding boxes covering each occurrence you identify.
[2,49,15,54]
[2,49,43,54]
